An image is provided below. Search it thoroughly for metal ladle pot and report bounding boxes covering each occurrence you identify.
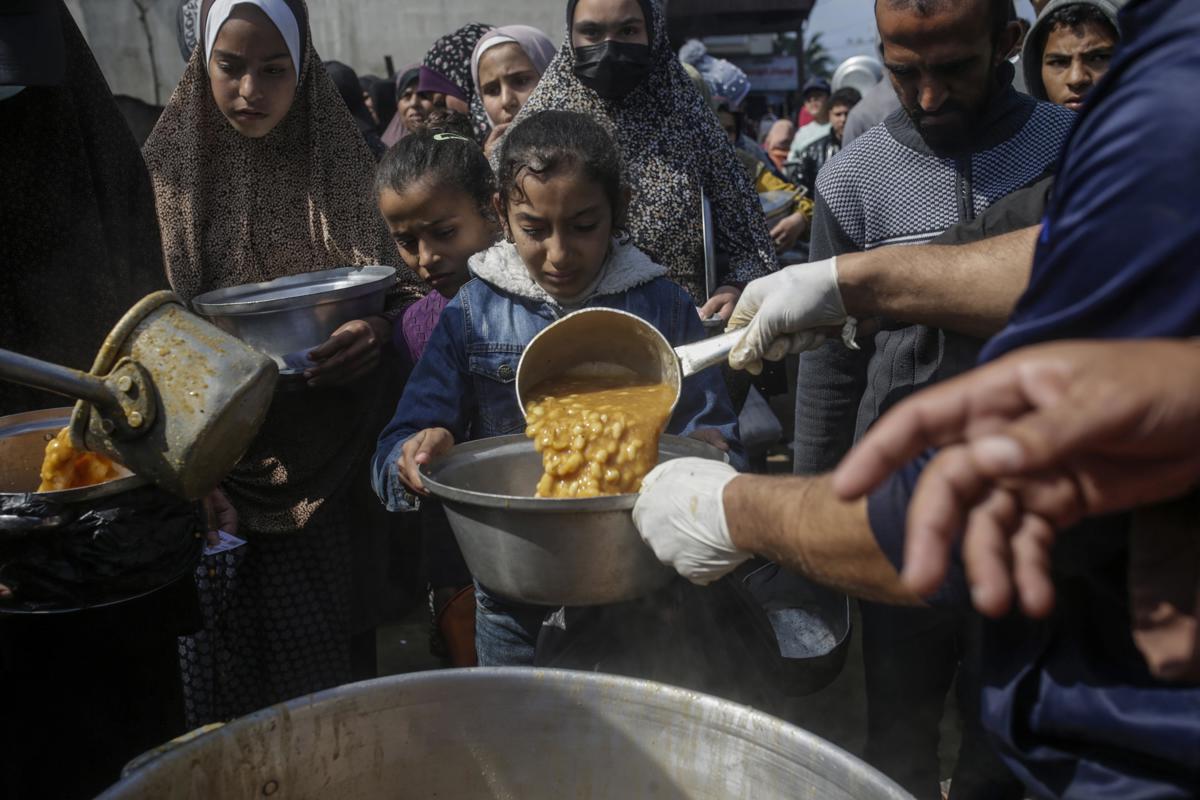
[516,307,742,414]
[0,291,277,500]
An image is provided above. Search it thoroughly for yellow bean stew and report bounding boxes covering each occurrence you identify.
[37,427,122,492]
[524,375,675,498]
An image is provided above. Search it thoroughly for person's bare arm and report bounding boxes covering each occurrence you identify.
[839,226,1039,338]
[727,226,1039,373]
[723,473,923,605]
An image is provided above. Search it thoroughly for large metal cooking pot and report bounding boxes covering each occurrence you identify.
[421,434,724,606]
[0,407,143,506]
[192,266,396,376]
[0,409,203,800]
[102,668,913,800]
[0,292,278,500]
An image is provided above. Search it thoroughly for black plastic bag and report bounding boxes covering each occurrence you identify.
[0,486,202,609]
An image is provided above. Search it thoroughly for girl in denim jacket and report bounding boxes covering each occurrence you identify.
[372,109,744,666]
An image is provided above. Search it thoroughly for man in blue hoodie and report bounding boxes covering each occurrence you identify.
[637,0,1200,796]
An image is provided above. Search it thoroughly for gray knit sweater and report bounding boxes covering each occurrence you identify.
[793,82,1075,475]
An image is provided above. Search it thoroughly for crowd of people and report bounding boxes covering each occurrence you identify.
[2,0,1197,797]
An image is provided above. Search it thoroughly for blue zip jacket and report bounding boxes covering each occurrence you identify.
[870,1,1200,795]
[372,240,744,511]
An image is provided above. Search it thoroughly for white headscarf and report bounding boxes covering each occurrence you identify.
[203,0,301,76]
[470,25,558,126]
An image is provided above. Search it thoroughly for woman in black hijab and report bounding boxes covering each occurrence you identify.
[0,1,169,415]
[325,59,387,158]
[361,74,398,136]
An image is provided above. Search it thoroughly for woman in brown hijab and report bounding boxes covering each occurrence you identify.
[144,0,420,720]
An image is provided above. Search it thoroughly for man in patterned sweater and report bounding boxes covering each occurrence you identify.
[792,0,1076,796]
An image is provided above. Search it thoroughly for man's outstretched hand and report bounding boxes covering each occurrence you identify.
[833,339,1200,618]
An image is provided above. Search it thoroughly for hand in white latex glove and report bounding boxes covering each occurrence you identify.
[726,257,855,374]
[633,458,750,585]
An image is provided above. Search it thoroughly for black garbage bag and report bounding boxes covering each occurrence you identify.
[0,486,202,610]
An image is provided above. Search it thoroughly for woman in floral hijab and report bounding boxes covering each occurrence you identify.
[502,0,777,316]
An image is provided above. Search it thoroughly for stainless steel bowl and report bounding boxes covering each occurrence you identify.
[192,266,396,373]
[104,669,913,800]
[420,434,725,606]
[759,189,798,226]
[0,407,144,505]
[832,54,884,94]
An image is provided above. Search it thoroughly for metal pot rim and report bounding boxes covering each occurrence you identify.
[0,407,147,504]
[192,266,396,316]
[419,433,722,512]
[108,668,912,800]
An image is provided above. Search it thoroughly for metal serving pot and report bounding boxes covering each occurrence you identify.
[832,54,883,93]
[420,434,725,606]
[0,407,143,506]
[759,189,799,227]
[0,292,277,500]
[192,266,396,376]
[102,669,913,800]
[515,308,743,419]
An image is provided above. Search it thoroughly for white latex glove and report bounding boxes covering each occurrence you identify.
[726,257,858,374]
[633,458,751,585]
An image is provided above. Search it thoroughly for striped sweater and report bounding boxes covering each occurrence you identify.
[793,83,1076,475]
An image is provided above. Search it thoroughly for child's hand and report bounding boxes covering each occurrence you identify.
[770,212,809,252]
[305,316,391,388]
[399,428,455,493]
[483,122,510,159]
[699,285,742,323]
[688,428,731,453]
[202,487,238,548]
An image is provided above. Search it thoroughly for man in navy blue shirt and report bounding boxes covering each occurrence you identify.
[635,0,1200,796]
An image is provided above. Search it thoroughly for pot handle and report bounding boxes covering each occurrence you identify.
[674,329,743,378]
[0,348,119,410]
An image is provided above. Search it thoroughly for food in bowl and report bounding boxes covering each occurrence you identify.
[37,427,122,492]
[524,375,674,498]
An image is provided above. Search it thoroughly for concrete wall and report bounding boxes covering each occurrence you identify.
[68,0,568,106]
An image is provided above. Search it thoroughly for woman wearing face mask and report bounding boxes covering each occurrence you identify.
[500,0,778,320]
[143,0,422,721]
[470,25,557,157]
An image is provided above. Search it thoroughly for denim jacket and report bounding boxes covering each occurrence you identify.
[372,239,744,510]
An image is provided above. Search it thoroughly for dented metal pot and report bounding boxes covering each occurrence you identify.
[102,669,914,800]
[0,292,277,500]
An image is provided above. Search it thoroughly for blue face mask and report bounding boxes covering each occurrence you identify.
[0,85,25,101]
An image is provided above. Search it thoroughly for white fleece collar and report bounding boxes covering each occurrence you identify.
[469,239,667,307]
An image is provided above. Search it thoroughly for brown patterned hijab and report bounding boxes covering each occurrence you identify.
[143,0,416,533]
[143,0,421,308]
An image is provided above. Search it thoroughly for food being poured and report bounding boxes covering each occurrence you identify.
[37,427,122,492]
[524,375,675,498]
